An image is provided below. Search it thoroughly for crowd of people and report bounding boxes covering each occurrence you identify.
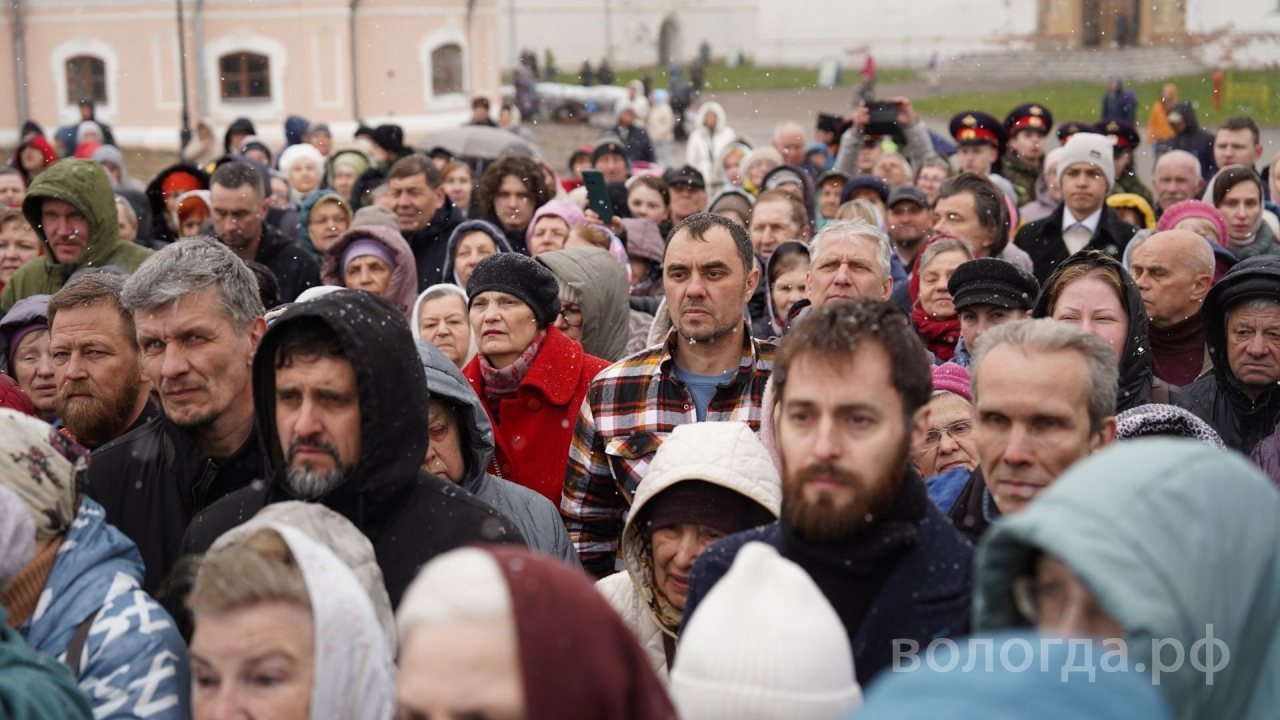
[0,78,1278,720]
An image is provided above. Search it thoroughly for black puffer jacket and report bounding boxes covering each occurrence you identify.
[183,291,523,606]
[1184,255,1280,454]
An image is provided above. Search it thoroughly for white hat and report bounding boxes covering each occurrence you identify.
[1056,132,1116,190]
[670,542,863,720]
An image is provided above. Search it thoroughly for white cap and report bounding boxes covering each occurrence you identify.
[670,542,863,720]
[1056,132,1116,190]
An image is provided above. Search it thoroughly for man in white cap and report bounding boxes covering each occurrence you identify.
[1013,132,1139,283]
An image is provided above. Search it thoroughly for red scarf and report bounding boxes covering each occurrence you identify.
[912,303,960,361]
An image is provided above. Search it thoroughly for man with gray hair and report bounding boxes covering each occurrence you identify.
[1184,255,1280,454]
[805,220,894,309]
[1126,229,1215,385]
[772,121,807,166]
[948,318,1118,543]
[1152,149,1205,217]
[86,236,267,592]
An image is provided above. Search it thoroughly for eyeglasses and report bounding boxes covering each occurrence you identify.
[920,419,974,449]
[557,305,583,328]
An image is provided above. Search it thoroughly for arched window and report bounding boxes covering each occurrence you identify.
[65,55,106,104]
[431,44,464,96]
[219,52,271,100]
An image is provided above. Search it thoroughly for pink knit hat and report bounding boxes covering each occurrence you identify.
[931,362,972,402]
[1156,199,1229,246]
[525,200,586,247]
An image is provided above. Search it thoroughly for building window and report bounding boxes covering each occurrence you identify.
[66,55,107,105]
[220,52,271,100]
[431,44,464,95]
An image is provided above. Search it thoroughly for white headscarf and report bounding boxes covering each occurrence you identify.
[271,524,395,720]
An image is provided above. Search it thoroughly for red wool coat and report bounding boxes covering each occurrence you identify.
[464,326,610,504]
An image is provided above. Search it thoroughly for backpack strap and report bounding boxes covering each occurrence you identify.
[65,606,101,677]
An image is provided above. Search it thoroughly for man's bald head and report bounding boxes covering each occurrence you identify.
[1153,150,1205,212]
[1128,229,1214,327]
[773,122,807,166]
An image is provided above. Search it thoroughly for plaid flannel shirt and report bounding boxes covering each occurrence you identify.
[562,327,776,578]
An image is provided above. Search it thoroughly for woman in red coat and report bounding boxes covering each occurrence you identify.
[462,253,610,504]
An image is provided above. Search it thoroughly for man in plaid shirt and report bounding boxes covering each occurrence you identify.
[562,213,776,578]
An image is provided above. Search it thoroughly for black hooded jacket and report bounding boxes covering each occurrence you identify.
[1031,250,1171,413]
[251,221,321,303]
[1184,255,1280,453]
[182,291,523,606]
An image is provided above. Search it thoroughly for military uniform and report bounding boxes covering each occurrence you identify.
[1056,120,1093,146]
[1002,103,1054,206]
[1098,119,1155,207]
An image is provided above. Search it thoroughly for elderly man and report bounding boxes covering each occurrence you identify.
[772,122,807,166]
[47,273,155,449]
[804,220,894,310]
[1152,149,1205,217]
[1185,255,1280,453]
[1015,133,1138,283]
[748,189,809,260]
[948,318,1118,543]
[1126,229,1215,385]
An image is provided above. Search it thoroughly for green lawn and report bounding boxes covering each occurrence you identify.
[552,61,917,92]
[913,70,1280,127]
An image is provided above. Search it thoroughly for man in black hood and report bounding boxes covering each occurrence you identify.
[183,290,523,606]
[1184,255,1280,454]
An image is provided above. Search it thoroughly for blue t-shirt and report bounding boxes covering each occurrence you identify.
[673,365,737,421]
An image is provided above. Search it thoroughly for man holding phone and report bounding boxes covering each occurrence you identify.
[832,97,939,181]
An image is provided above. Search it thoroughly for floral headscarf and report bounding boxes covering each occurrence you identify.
[0,409,89,539]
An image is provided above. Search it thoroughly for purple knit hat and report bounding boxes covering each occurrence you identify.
[931,362,972,402]
[525,200,586,247]
[1156,199,1229,247]
[340,237,397,274]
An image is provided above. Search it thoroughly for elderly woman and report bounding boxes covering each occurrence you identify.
[1154,199,1236,283]
[1209,165,1280,258]
[915,362,979,513]
[443,219,512,288]
[326,149,371,204]
[188,523,394,719]
[462,253,609,503]
[320,225,418,317]
[527,199,586,257]
[277,143,326,200]
[597,422,780,682]
[300,191,352,258]
[0,209,41,293]
[412,284,477,369]
[0,409,190,719]
[0,294,55,422]
[911,236,973,361]
[1032,250,1164,412]
[914,157,950,206]
[397,546,674,719]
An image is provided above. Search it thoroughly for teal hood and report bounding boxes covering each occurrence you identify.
[974,439,1280,720]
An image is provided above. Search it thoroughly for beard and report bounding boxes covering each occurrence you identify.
[783,433,911,542]
[282,436,351,499]
[57,373,141,447]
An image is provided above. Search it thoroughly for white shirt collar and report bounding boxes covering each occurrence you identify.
[1063,205,1103,234]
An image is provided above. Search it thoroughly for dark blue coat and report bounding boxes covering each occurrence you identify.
[682,498,973,687]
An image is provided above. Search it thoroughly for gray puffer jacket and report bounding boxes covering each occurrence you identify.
[416,340,579,565]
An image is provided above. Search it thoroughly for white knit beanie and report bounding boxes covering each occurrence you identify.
[1056,132,1116,190]
[670,542,863,720]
